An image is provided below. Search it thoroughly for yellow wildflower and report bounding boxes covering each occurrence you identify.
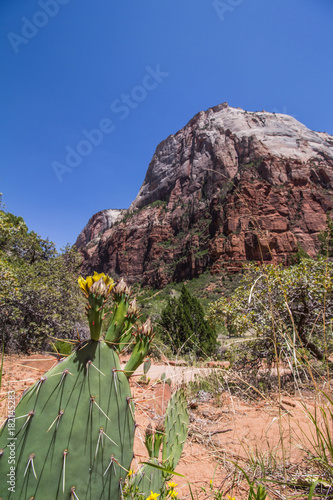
[127,469,134,476]
[167,482,178,489]
[146,492,159,500]
[169,491,178,498]
[227,495,235,500]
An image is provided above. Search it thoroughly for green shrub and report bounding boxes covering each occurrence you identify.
[207,257,333,368]
[158,284,218,357]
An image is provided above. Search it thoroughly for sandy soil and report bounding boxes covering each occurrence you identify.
[0,354,320,499]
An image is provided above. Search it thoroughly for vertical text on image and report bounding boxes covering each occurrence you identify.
[6,390,16,493]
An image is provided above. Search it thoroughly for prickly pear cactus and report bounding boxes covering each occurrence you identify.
[0,273,153,500]
[130,389,189,497]
[162,389,188,469]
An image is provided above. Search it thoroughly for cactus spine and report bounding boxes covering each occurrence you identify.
[0,273,153,500]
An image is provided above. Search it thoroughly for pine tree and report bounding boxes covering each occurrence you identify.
[160,285,217,357]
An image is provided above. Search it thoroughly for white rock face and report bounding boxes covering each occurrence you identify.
[102,209,125,228]
[130,103,333,211]
[210,107,332,159]
[76,209,125,248]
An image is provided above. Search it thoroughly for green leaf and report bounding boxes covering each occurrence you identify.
[140,462,185,477]
[307,481,319,500]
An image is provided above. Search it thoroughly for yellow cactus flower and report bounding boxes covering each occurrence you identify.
[146,492,159,500]
[78,272,114,297]
[168,482,178,489]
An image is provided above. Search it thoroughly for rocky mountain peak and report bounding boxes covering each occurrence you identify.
[130,103,333,212]
[76,104,333,287]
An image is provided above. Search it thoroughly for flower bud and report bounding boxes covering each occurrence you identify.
[127,298,139,318]
[90,278,109,298]
[113,278,131,297]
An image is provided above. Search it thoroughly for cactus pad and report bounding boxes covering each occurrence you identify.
[162,389,189,468]
[130,388,189,497]
[0,341,134,500]
[0,274,154,500]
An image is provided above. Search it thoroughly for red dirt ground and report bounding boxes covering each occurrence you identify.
[0,354,321,499]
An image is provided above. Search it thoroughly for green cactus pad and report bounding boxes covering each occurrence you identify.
[0,341,135,500]
[131,389,189,498]
[105,300,130,346]
[162,389,189,468]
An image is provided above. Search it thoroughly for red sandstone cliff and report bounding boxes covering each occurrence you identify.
[76,103,333,286]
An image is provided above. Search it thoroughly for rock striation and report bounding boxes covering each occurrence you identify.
[76,103,333,286]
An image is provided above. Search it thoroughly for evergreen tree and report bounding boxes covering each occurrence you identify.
[159,285,217,357]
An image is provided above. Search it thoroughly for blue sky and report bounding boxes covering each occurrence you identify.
[1,0,333,250]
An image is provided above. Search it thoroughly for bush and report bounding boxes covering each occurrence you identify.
[158,284,218,357]
[0,201,86,353]
[207,258,333,369]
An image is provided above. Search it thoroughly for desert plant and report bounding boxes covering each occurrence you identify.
[318,212,333,258]
[0,272,154,500]
[0,199,86,354]
[188,475,267,500]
